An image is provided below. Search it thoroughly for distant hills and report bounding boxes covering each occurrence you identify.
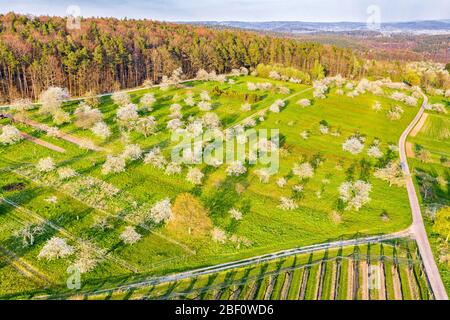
[184,20,450,35]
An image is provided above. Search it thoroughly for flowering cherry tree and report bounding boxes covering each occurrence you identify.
[255,168,271,183]
[197,101,212,111]
[117,103,139,125]
[202,112,221,129]
[140,93,156,110]
[122,144,143,161]
[120,226,141,245]
[226,161,247,176]
[293,162,314,179]
[342,137,365,155]
[339,180,372,211]
[52,110,71,125]
[297,99,311,107]
[367,145,383,158]
[269,99,285,113]
[211,227,227,243]
[136,116,157,137]
[372,101,382,112]
[278,197,298,210]
[57,167,77,180]
[102,155,126,175]
[39,87,70,115]
[186,167,204,185]
[167,118,184,131]
[38,237,74,260]
[144,147,167,169]
[37,157,55,172]
[149,198,173,223]
[229,208,243,221]
[374,161,405,187]
[0,125,22,145]
[74,103,103,129]
[200,90,211,101]
[165,162,182,175]
[91,122,111,139]
[112,91,130,106]
[184,95,196,107]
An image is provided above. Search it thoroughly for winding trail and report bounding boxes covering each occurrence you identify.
[398,93,448,300]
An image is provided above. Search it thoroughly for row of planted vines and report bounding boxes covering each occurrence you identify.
[79,239,433,300]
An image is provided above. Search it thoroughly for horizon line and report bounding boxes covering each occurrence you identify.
[1,11,449,25]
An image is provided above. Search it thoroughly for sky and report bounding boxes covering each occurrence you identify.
[0,0,449,22]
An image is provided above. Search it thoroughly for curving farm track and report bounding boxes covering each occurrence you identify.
[398,93,448,300]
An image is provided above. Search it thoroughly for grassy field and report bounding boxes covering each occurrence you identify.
[407,94,450,295]
[69,239,432,300]
[0,75,423,297]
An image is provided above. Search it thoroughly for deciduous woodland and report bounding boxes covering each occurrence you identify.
[2,12,443,103]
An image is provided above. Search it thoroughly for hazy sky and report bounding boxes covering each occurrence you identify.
[1,0,449,22]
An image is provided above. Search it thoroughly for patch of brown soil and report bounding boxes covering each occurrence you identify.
[410,113,428,137]
[406,142,415,158]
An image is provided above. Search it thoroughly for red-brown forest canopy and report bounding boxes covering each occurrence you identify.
[0,12,442,102]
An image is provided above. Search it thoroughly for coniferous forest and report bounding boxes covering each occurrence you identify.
[0,12,362,102]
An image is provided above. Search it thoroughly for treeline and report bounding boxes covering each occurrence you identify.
[0,13,365,102]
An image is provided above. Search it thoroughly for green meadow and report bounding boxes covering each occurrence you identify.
[0,75,424,297]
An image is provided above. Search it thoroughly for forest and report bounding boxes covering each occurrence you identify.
[0,12,448,103]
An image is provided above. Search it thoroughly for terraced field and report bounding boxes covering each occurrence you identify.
[77,240,433,300]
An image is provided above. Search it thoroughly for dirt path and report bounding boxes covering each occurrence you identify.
[7,114,103,151]
[280,272,292,300]
[245,281,257,300]
[379,262,387,300]
[230,286,241,300]
[392,265,403,300]
[407,267,419,300]
[360,261,369,300]
[410,112,428,137]
[19,132,66,153]
[347,259,354,300]
[329,262,337,300]
[264,276,275,300]
[406,142,415,158]
[298,268,309,300]
[0,124,65,153]
[315,262,324,300]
